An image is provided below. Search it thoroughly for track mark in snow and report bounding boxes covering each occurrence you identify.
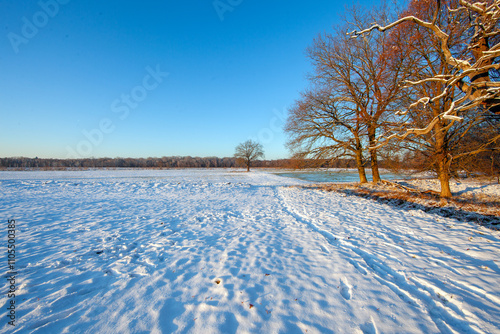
[359,316,379,334]
[339,278,352,300]
[351,244,486,333]
[410,277,488,334]
[427,256,462,275]
[348,258,368,275]
[452,279,500,307]
[320,245,330,253]
[277,187,489,334]
[29,306,80,331]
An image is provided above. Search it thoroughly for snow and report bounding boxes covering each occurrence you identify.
[1,169,499,333]
[401,178,500,198]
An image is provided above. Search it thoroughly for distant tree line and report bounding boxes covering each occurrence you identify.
[6,152,490,174]
[1,156,238,169]
[0,156,375,170]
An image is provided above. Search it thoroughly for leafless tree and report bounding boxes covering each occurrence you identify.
[234,140,265,172]
[383,0,469,197]
[352,0,500,115]
[451,113,500,180]
[352,0,500,197]
[345,6,413,183]
[286,4,408,183]
[285,88,369,183]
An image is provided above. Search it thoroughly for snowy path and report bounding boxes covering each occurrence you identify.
[0,170,499,333]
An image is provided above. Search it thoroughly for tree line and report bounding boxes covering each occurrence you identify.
[0,156,368,170]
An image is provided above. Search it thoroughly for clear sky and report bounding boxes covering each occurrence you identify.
[1,0,382,160]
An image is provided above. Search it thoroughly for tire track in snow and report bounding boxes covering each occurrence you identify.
[276,187,487,334]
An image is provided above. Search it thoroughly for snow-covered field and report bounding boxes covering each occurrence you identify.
[1,169,499,333]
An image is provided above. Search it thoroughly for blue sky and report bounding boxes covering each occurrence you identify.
[1,0,382,159]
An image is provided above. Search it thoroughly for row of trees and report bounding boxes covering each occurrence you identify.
[285,0,500,197]
[1,156,238,169]
[0,156,381,170]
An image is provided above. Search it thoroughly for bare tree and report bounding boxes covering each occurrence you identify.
[352,0,500,197]
[451,113,500,180]
[286,4,407,183]
[285,88,369,183]
[234,140,264,172]
[381,0,469,197]
[350,8,412,183]
[352,0,500,115]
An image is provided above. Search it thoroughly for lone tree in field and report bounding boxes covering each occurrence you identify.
[234,140,264,172]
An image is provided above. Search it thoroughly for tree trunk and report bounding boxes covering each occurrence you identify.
[491,153,496,182]
[355,135,368,183]
[367,124,381,183]
[246,161,250,172]
[437,158,452,198]
[435,124,452,198]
